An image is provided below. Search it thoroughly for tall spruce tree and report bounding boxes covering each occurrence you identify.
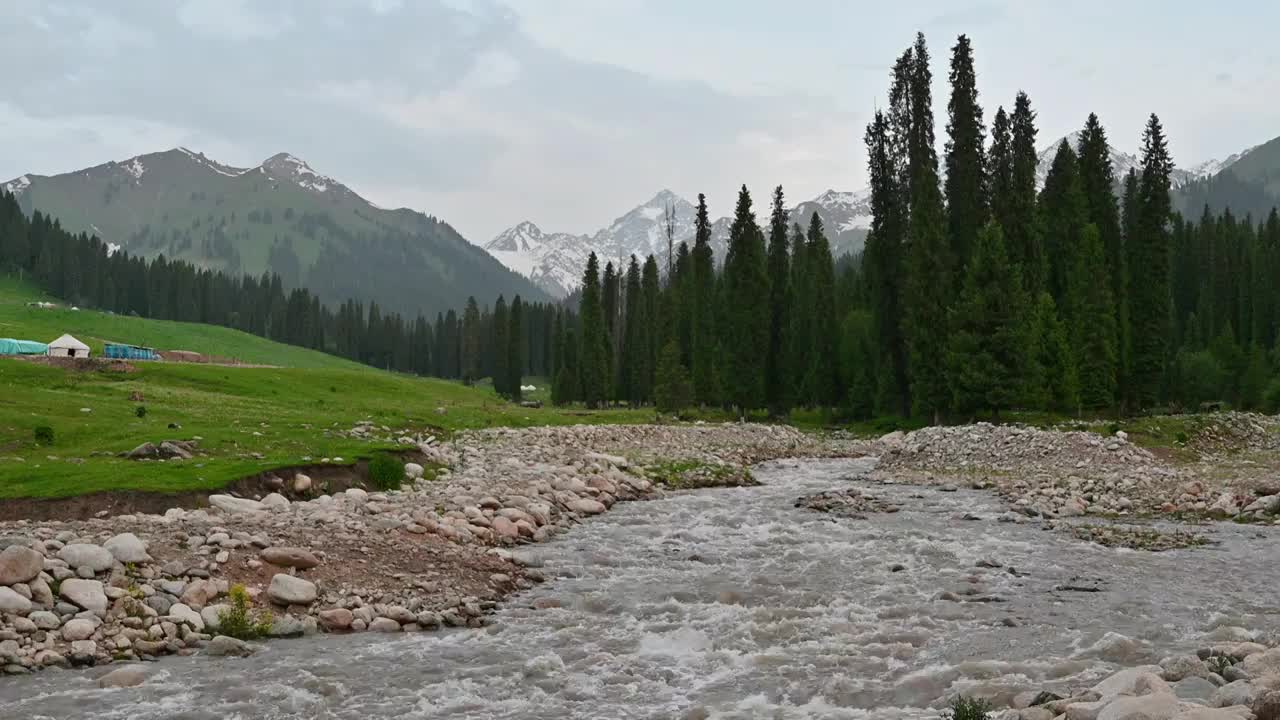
[642,255,661,397]
[903,33,952,423]
[805,213,839,406]
[1076,114,1125,404]
[673,241,694,366]
[577,252,610,408]
[461,297,481,384]
[722,185,770,415]
[1120,167,1141,409]
[1038,140,1088,312]
[1008,91,1045,295]
[492,295,510,397]
[690,194,719,405]
[507,295,524,402]
[765,185,793,416]
[620,255,647,405]
[1073,224,1119,409]
[1129,115,1174,408]
[602,261,621,399]
[864,110,910,416]
[944,34,988,278]
[946,221,1028,418]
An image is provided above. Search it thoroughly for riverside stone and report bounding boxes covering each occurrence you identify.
[103,533,150,563]
[57,544,114,573]
[0,545,43,586]
[260,547,319,570]
[96,665,149,688]
[61,619,96,641]
[60,579,108,615]
[0,586,32,614]
[267,574,316,605]
[208,495,265,514]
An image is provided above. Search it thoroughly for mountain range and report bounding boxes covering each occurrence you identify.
[1,149,547,318]
[491,134,1277,298]
[486,188,872,298]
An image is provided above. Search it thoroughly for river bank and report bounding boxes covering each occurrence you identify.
[3,414,1280,717]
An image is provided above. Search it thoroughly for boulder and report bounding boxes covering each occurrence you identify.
[569,498,606,515]
[103,533,150,564]
[491,517,520,540]
[368,617,401,632]
[208,495,265,514]
[96,665,149,688]
[1209,680,1256,708]
[1095,692,1178,720]
[201,604,229,632]
[267,574,317,605]
[318,608,353,631]
[206,635,256,658]
[1244,648,1280,678]
[169,603,204,630]
[0,545,44,585]
[292,474,312,493]
[180,578,219,608]
[69,639,98,664]
[1092,665,1166,699]
[404,463,424,479]
[260,493,290,510]
[29,610,60,630]
[60,579,109,614]
[57,544,115,573]
[1172,677,1218,702]
[61,618,96,641]
[0,586,32,614]
[260,547,320,570]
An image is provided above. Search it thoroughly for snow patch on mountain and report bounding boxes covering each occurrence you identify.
[488,187,874,297]
[125,158,146,181]
[261,152,342,194]
[2,174,31,196]
[1035,132,1240,189]
[177,147,251,178]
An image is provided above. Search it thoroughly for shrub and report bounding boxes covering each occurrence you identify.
[216,584,273,640]
[33,426,54,445]
[135,405,147,418]
[367,453,404,491]
[941,696,992,720]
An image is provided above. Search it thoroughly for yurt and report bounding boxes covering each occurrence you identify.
[47,334,91,358]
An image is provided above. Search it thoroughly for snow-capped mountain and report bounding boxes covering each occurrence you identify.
[1034,132,1249,189]
[486,188,873,297]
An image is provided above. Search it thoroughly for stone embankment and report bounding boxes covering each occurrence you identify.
[0,423,855,675]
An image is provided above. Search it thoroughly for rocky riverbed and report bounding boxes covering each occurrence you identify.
[3,414,1280,719]
[0,422,861,674]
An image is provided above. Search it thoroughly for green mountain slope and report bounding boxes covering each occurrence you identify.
[1175,135,1280,219]
[0,275,361,369]
[3,149,548,318]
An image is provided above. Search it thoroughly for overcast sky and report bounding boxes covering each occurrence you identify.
[2,0,1277,243]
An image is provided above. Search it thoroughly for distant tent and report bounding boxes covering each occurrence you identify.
[48,334,91,358]
[0,338,49,356]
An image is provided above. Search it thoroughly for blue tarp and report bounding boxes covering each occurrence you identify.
[104,343,159,361]
[0,338,50,355]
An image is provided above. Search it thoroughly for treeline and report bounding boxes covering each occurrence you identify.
[0,192,556,392]
[554,33,1280,419]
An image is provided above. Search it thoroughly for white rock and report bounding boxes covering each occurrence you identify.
[404,463,425,479]
[569,498,606,515]
[29,610,61,630]
[0,545,44,585]
[61,618,96,641]
[169,603,205,630]
[103,533,151,563]
[97,665,149,688]
[57,543,115,573]
[260,493,290,510]
[208,495,265,514]
[201,604,229,632]
[292,473,312,493]
[60,578,109,614]
[267,574,317,605]
[0,586,32,614]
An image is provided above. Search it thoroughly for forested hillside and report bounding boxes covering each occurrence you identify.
[3,149,547,318]
[547,33,1280,420]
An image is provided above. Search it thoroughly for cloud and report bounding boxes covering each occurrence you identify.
[176,0,292,41]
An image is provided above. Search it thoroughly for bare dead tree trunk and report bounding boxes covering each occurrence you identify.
[663,202,676,282]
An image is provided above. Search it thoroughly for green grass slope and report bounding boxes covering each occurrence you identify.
[0,276,361,369]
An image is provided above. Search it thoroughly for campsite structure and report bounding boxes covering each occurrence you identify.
[47,334,91,358]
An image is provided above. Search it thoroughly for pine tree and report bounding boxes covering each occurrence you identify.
[690,194,719,405]
[577,253,610,408]
[641,255,661,399]
[461,297,481,384]
[507,295,524,402]
[1007,91,1045,295]
[492,295,509,396]
[1119,167,1141,409]
[1130,114,1174,408]
[765,185,793,416]
[602,261,621,399]
[722,185,770,415]
[864,110,910,416]
[788,221,813,407]
[1038,140,1088,312]
[621,255,650,405]
[838,309,877,419]
[805,213,839,406]
[653,339,693,416]
[944,34,987,278]
[1072,224,1119,410]
[946,221,1028,418]
[1029,292,1080,411]
[903,33,952,423]
[673,241,694,366]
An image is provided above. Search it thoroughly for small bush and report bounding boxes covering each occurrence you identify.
[368,453,405,491]
[1106,422,1121,436]
[941,696,992,720]
[1175,431,1189,445]
[135,405,147,418]
[217,584,273,640]
[33,426,54,445]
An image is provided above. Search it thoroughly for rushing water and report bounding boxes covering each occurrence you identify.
[5,457,1280,719]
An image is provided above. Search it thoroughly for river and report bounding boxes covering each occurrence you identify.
[3,457,1278,719]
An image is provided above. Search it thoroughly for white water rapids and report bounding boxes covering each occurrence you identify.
[4,457,1279,719]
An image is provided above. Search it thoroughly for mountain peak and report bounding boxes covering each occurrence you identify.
[259,152,341,194]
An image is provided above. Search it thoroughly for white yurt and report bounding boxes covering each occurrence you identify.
[48,334,91,358]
